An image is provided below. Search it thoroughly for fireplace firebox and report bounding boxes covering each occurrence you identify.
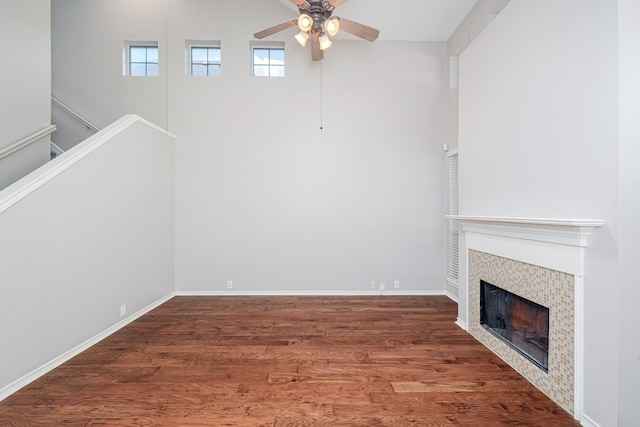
[480,280,550,371]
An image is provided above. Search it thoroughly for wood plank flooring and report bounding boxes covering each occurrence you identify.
[0,296,580,426]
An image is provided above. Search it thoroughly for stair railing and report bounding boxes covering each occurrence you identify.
[51,95,101,133]
[0,125,57,162]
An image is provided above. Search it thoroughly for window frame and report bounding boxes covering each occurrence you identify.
[250,41,285,77]
[123,41,159,77]
[186,40,222,77]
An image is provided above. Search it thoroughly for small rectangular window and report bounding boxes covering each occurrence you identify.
[187,41,221,76]
[251,42,285,77]
[124,41,158,76]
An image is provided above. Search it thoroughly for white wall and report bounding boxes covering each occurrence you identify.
[0,140,52,190]
[446,0,509,150]
[0,0,52,189]
[617,0,640,425]
[458,0,620,425]
[51,0,169,130]
[171,0,448,294]
[0,116,175,395]
[52,0,449,295]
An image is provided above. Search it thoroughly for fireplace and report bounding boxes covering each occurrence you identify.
[480,280,549,372]
[450,215,604,420]
[467,250,574,412]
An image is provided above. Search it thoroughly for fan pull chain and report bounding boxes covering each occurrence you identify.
[320,61,324,130]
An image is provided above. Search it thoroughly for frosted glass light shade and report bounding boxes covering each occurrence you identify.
[294,31,309,47]
[298,14,313,32]
[324,18,340,37]
[319,33,332,50]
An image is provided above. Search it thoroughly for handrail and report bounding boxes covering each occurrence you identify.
[51,96,100,133]
[0,115,175,215]
[0,125,57,162]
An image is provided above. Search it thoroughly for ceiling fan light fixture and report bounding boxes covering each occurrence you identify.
[324,18,340,37]
[297,14,313,32]
[294,30,310,47]
[253,3,380,62]
[319,32,332,50]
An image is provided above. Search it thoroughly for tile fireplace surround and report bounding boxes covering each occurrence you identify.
[449,216,604,421]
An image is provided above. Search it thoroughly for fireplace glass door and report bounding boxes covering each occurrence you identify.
[480,280,550,371]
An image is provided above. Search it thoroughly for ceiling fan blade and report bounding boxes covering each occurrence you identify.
[326,0,348,8]
[310,32,323,61]
[290,0,310,10]
[253,19,298,39]
[337,17,380,42]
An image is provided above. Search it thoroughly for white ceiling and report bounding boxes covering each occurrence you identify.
[277,0,478,41]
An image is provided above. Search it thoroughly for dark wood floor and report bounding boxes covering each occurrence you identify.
[0,296,580,426]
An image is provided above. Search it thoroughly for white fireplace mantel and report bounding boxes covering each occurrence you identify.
[448,216,605,277]
[449,215,605,422]
[448,215,604,247]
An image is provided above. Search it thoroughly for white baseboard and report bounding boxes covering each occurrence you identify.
[455,317,468,331]
[445,290,458,303]
[175,290,448,297]
[0,292,176,402]
[580,413,601,427]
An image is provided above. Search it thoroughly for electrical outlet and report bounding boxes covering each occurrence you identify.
[379,283,385,291]
[227,280,233,289]
[120,304,127,317]
[371,281,376,289]
[394,280,400,289]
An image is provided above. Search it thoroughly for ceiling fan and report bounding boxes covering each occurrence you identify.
[253,0,380,61]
